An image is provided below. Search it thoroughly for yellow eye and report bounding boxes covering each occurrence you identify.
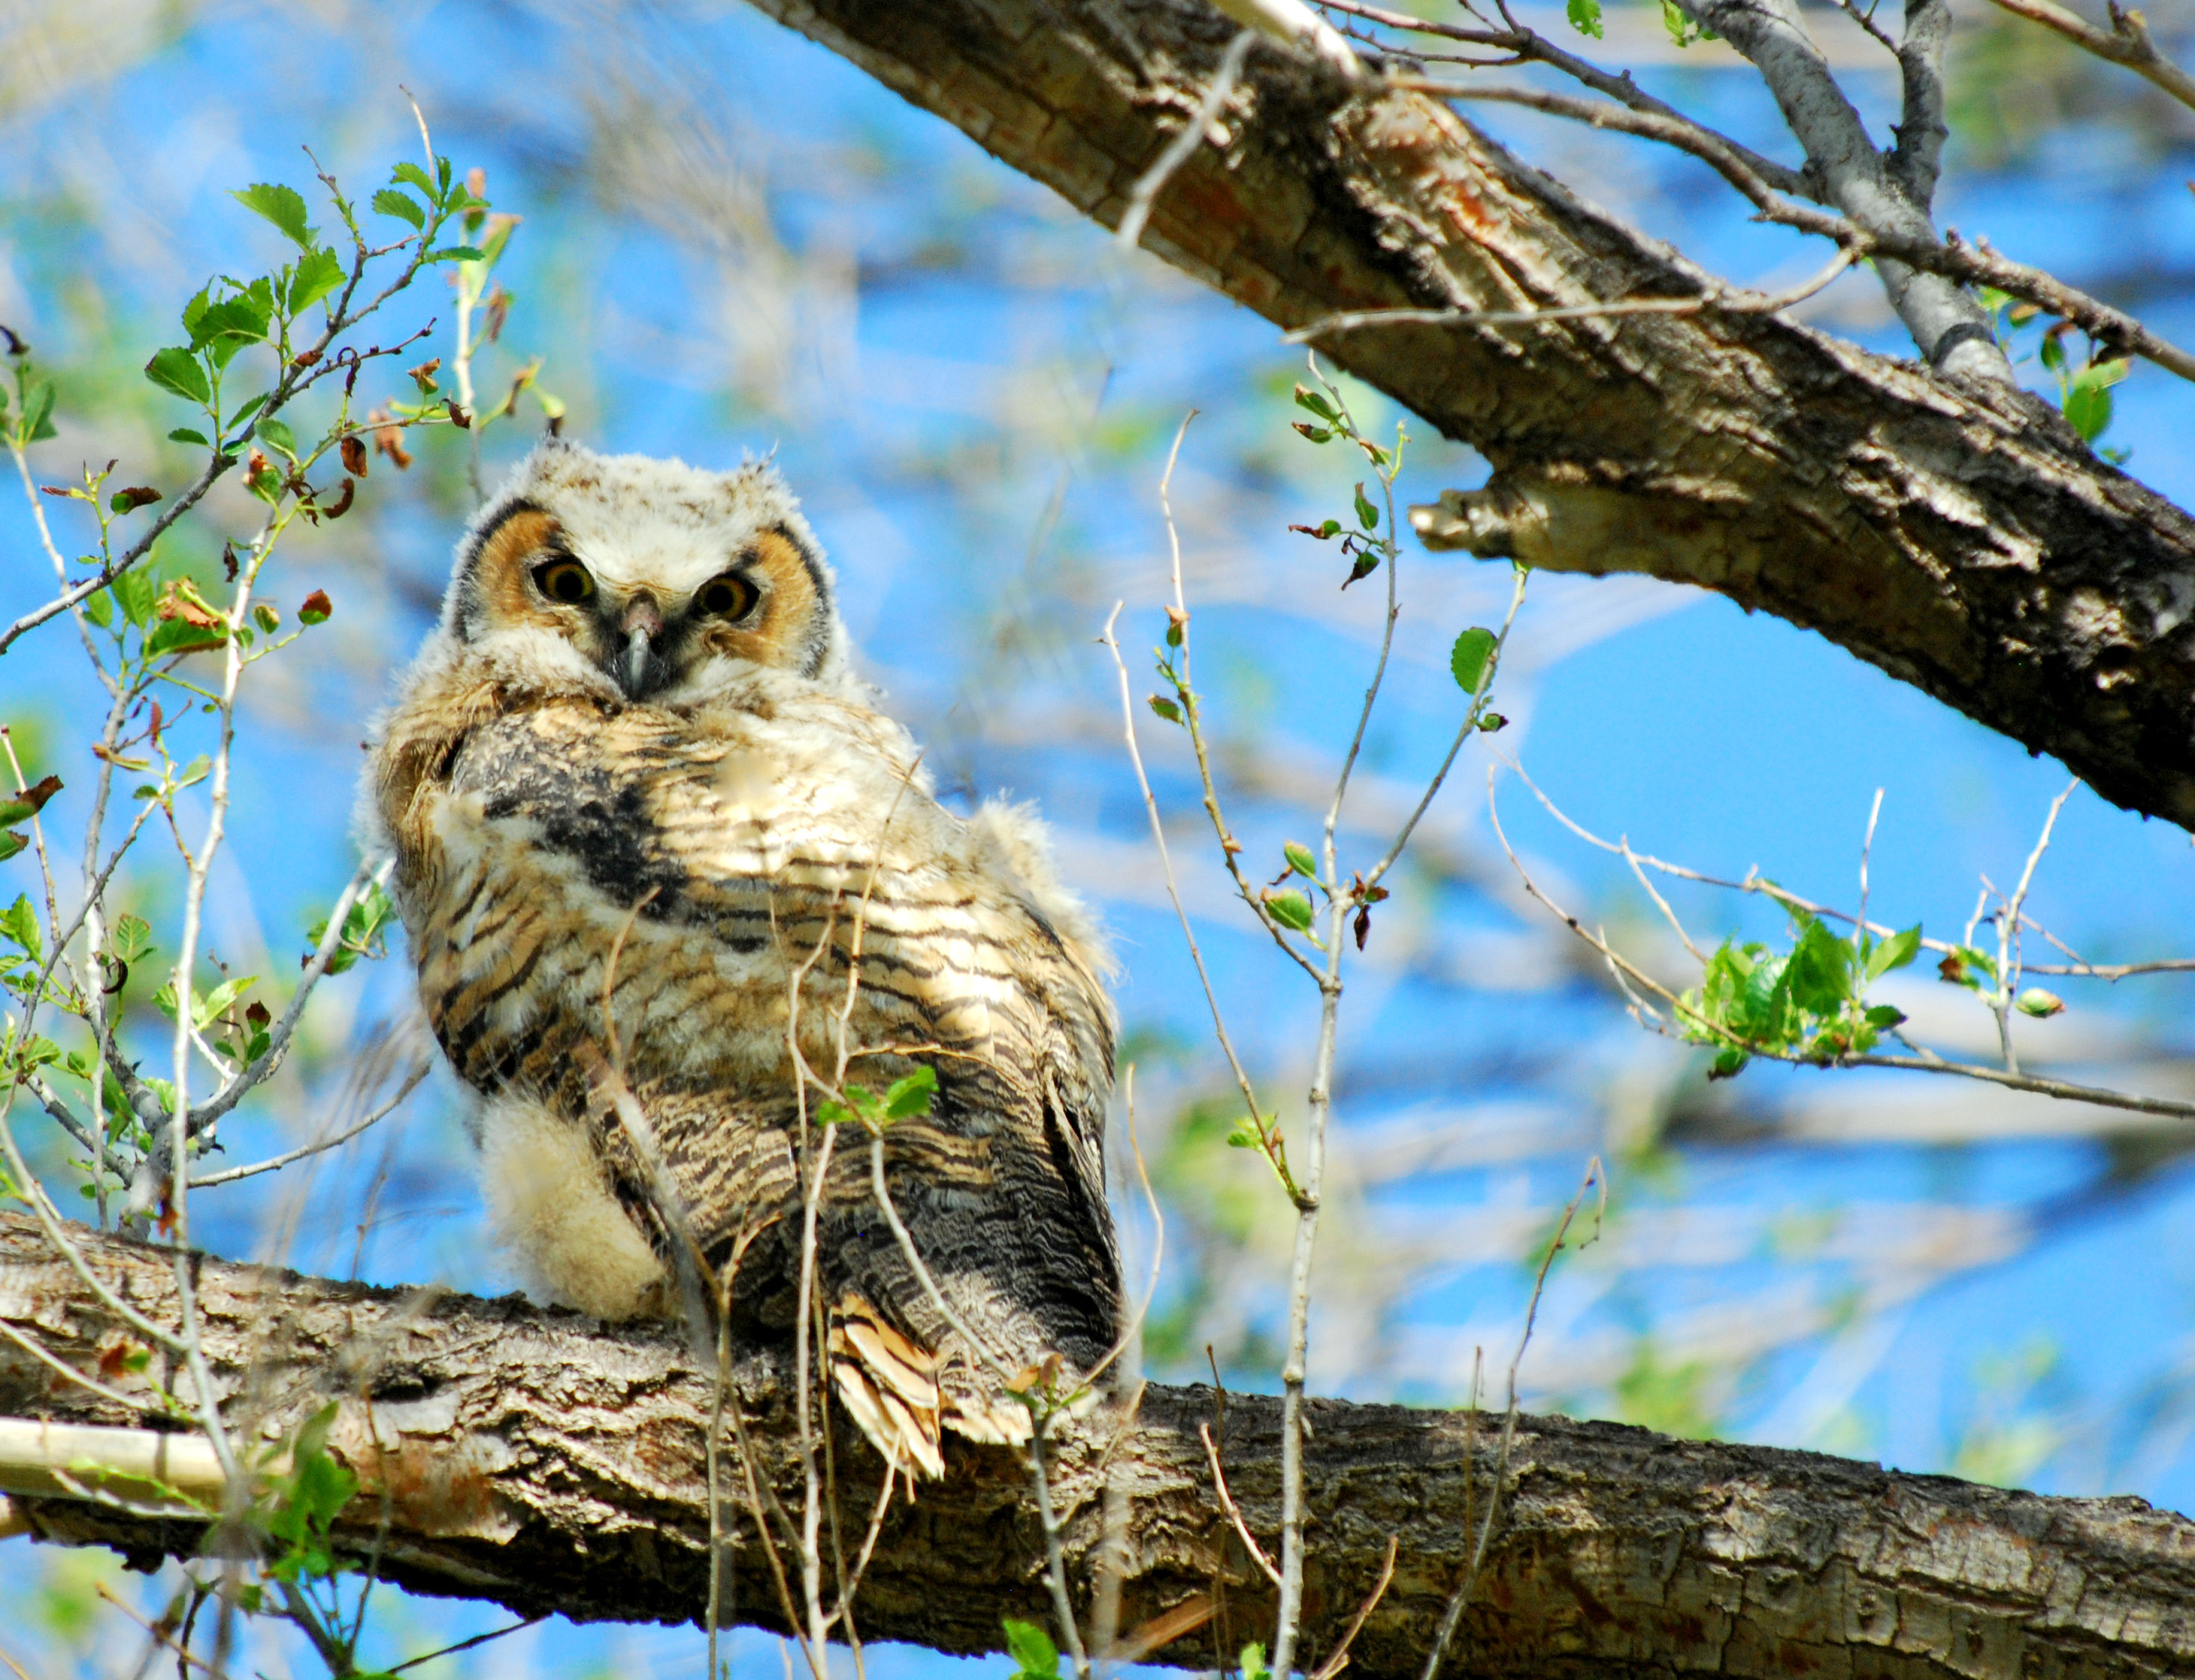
[531,558,595,605]
[696,574,758,621]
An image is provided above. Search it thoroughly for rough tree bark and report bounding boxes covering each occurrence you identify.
[738,0,2195,831]
[5,1215,2195,1678]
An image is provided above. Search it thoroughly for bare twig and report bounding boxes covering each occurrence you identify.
[1287,246,1855,342]
[1309,1534,1399,1680]
[1981,0,2195,111]
[1199,1420,1284,1588]
[186,1062,428,1188]
[1420,1158,1603,1680]
[1118,30,1257,249]
[1380,73,2195,382]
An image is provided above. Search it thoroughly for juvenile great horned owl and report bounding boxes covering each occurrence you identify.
[363,440,1119,1471]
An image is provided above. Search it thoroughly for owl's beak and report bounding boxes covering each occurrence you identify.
[616,593,665,699]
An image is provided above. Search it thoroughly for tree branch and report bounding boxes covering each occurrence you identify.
[1982,0,2195,113]
[5,1214,2195,1678]
[1675,0,2008,379]
[737,0,2195,832]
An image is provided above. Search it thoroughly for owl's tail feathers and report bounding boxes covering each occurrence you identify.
[828,1295,1044,1477]
[830,1294,948,1482]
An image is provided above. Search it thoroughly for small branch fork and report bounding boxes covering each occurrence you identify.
[1487,764,2195,1123]
[1305,0,2195,383]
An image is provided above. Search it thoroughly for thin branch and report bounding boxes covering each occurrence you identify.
[186,1062,428,1188]
[1487,770,2195,1124]
[1098,602,1293,1163]
[1360,562,1529,892]
[1981,0,2195,112]
[386,1616,547,1674]
[1118,30,1257,249]
[1887,0,1953,208]
[1420,1159,1602,1680]
[1199,1420,1284,1588]
[0,1319,175,1417]
[1314,0,1810,194]
[1309,1534,1399,1680]
[1671,0,2008,379]
[1286,241,1854,339]
[1387,74,2195,383]
[1505,756,2195,983]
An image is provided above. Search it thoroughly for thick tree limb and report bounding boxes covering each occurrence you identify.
[739,0,2195,831]
[6,1215,2195,1676]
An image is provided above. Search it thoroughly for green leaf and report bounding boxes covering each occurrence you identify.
[1265,889,1314,932]
[371,188,427,230]
[19,378,56,443]
[82,589,113,629]
[1225,1119,1264,1150]
[1782,913,1854,1018]
[1284,841,1317,879]
[882,1065,938,1121]
[255,417,298,460]
[144,347,210,406]
[0,776,62,829]
[2039,333,2066,373]
[427,244,488,264]
[193,974,255,1027]
[233,183,317,249]
[2017,987,2066,1018]
[1241,1644,1274,1680]
[189,292,272,353]
[1002,1619,1060,1680]
[145,618,226,659]
[112,914,153,963]
[0,896,42,959]
[1863,1003,1907,1030]
[1567,0,1604,36]
[114,567,157,629]
[1293,384,1337,422]
[391,160,438,201]
[1353,481,1379,530]
[1449,626,1497,695]
[288,247,344,313]
[1147,694,1183,725]
[2063,360,2126,445]
[1864,923,1922,983]
[306,880,394,975]
[167,428,209,446]
[173,754,212,790]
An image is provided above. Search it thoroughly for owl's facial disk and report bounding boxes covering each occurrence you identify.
[459,502,831,698]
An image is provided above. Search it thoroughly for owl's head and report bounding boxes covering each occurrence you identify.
[435,440,852,705]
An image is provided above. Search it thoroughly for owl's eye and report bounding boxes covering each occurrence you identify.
[531,558,596,605]
[696,574,758,621]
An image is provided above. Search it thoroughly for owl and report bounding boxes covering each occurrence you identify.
[362,440,1120,1474]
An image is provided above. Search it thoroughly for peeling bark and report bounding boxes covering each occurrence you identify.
[5,1215,2195,1677]
[743,0,2195,829]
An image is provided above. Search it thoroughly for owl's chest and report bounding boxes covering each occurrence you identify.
[403,705,1039,1095]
